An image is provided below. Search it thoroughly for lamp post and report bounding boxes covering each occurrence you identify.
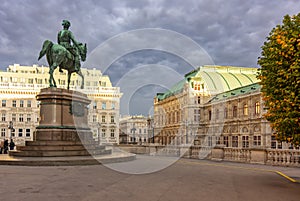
[147,117,155,144]
[97,123,101,145]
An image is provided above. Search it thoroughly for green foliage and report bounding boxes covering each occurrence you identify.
[257,13,300,145]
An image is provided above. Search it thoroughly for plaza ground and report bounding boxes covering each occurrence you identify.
[0,156,299,201]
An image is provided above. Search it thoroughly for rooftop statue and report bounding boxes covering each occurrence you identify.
[38,20,87,89]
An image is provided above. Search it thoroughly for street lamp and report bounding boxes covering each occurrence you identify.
[97,123,101,145]
[147,117,155,144]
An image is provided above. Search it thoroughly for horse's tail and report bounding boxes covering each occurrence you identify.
[38,40,53,60]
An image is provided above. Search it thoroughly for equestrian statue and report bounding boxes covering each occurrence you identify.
[38,20,87,89]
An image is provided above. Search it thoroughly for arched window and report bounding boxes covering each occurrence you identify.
[255,102,260,115]
[224,107,228,118]
[243,104,248,116]
[232,106,238,118]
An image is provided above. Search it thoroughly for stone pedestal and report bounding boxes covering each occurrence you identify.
[9,88,111,157]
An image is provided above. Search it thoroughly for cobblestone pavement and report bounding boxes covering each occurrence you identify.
[0,156,299,201]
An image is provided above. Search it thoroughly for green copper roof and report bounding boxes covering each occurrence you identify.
[157,79,186,101]
[209,83,261,103]
[156,65,259,102]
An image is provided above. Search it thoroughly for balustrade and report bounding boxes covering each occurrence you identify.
[266,149,300,167]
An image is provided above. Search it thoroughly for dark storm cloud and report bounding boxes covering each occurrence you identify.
[1,0,298,69]
[0,0,299,115]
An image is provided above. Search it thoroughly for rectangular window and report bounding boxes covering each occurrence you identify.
[232,136,238,147]
[27,114,31,122]
[271,136,282,149]
[2,100,6,107]
[254,135,261,146]
[194,109,200,122]
[194,82,201,90]
[37,79,43,84]
[26,129,31,137]
[271,136,276,149]
[100,81,106,87]
[144,129,147,133]
[110,129,115,137]
[27,100,32,107]
[1,128,5,137]
[101,129,106,137]
[110,116,115,123]
[224,108,228,119]
[1,113,6,122]
[101,115,106,123]
[19,114,24,122]
[208,110,212,120]
[223,136,229,147]
[18,128,23,137]
[102,102,106,109]
[28,78,34,84]
[12,114,16,122]
[111,103,115,110]
[20,100,24,107]
[11,128,15,137]
[92,115,97,122]
[12,100,17,107]
[242,136,249,148]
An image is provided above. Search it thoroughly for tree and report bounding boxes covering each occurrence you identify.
[257,13,300,145]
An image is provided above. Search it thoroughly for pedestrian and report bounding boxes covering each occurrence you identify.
[3,139,8,154]
[0,139,4,154]
[9,139,15,151]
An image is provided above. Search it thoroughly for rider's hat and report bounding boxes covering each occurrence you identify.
[62,20,71,28]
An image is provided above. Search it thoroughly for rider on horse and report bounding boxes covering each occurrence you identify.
[57,20,81,72]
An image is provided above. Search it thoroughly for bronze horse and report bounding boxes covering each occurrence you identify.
[38,40,87,89]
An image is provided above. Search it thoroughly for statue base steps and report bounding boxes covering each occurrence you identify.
[9,88,111,158]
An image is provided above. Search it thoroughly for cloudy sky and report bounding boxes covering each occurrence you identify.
[0,0,299,115]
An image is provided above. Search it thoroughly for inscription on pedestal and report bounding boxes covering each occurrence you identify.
[70,102,85,117]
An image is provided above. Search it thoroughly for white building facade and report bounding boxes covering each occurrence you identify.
[119,115,149,144]
[0,64,122,145]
